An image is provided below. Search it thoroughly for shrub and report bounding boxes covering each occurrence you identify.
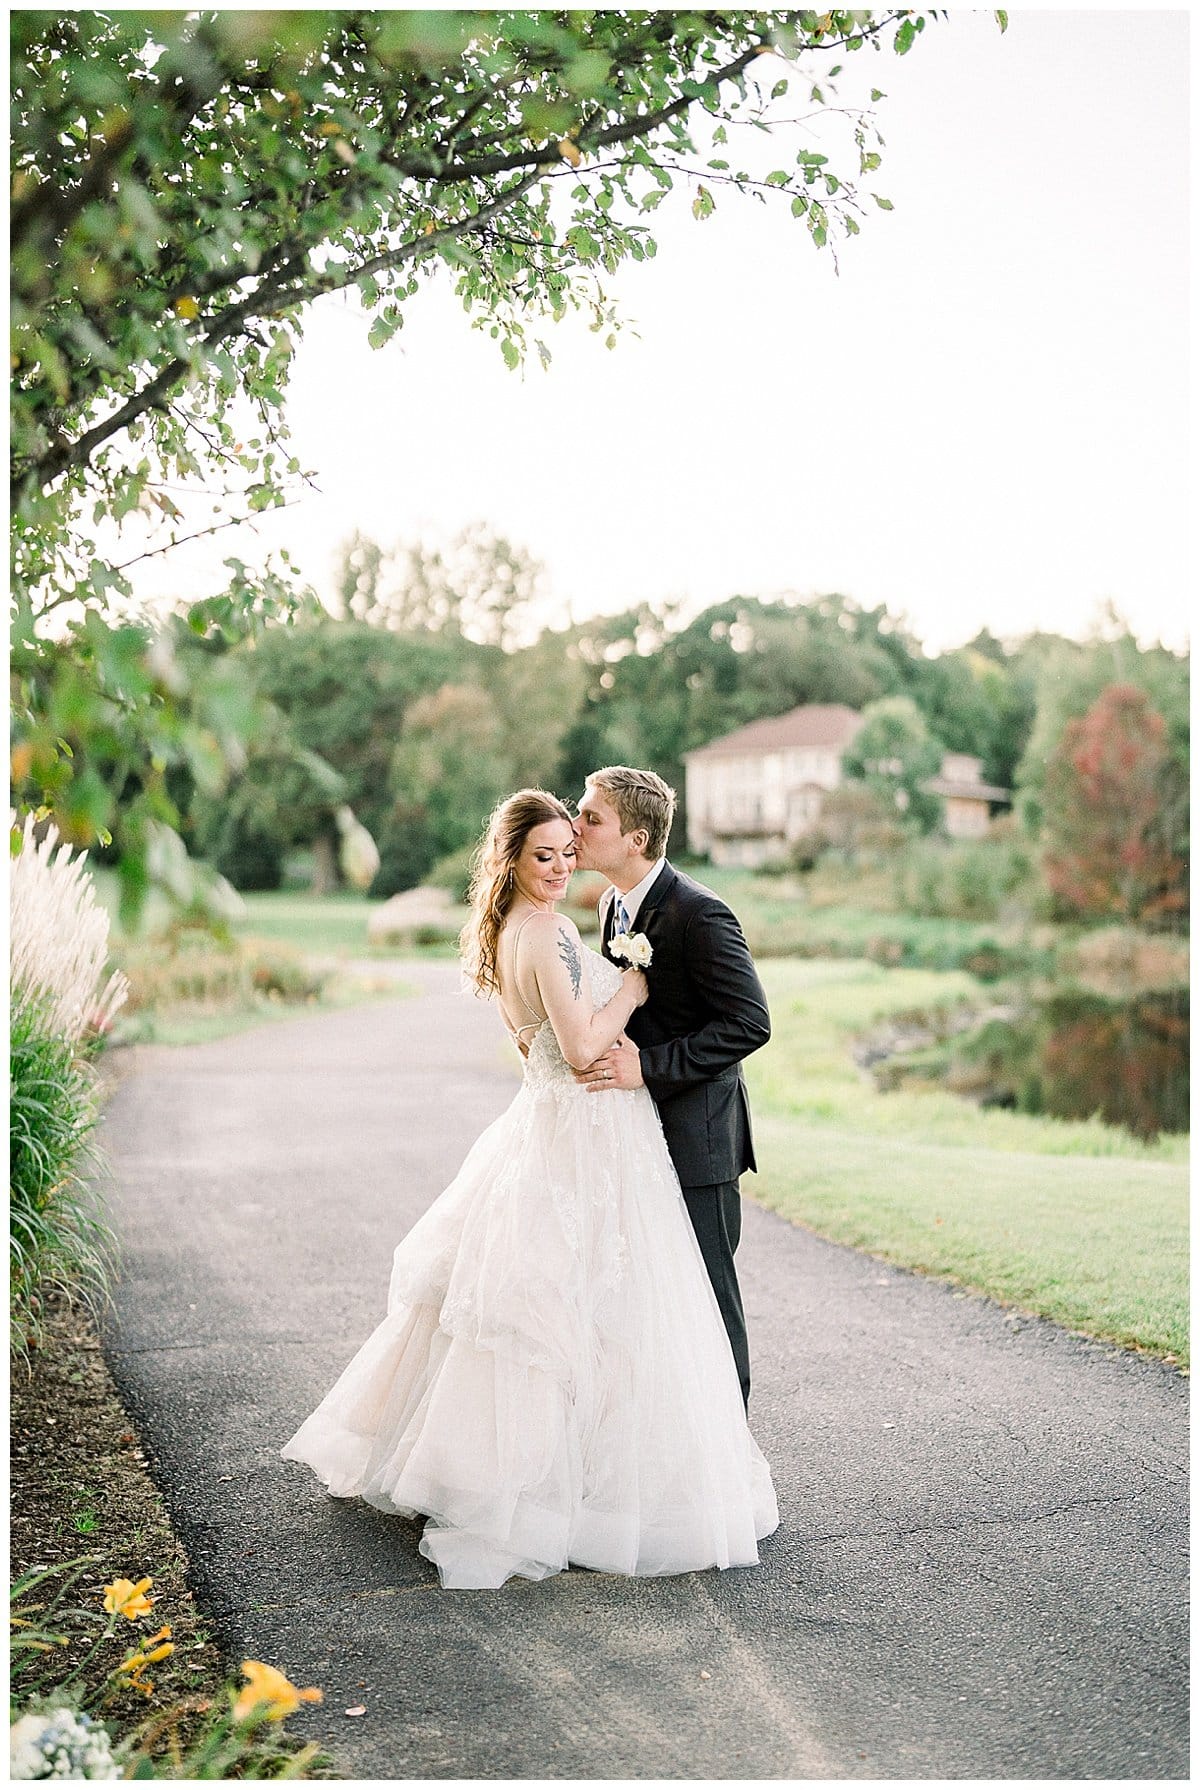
[119,936,327,1014]
[422,841,476,903]
[1054,926,1190,996]
[892,833,1036,923]
[412,922,460,948]
[247,948,327,1003]
[1041,683,1188,926]
[9,1001,110,1360]
[205,812,285,892]
[802,784,905,869]
[370,803,437,899]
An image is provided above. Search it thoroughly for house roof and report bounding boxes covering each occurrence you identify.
[923,774,1011,804]
[684,704,864,760]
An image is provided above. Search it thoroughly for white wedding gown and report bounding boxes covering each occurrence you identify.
[281,946,778,1588]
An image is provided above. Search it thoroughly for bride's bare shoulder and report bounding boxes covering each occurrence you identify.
[506,910,579,954]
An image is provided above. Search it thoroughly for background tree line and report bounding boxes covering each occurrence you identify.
[161,524,1188,928]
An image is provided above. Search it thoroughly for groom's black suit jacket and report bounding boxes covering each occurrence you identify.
[602,862,771,1187]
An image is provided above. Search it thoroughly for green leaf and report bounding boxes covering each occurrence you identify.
[996,8,1009,30]
[873,194,894,210]
[691,184,715,222]
[501,338,520,371]
[895,19,916,55]
[765,169,790,187]
[367,314,396,350]
[790,194,809,217]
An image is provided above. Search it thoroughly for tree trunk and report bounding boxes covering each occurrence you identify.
[310,833,338,896]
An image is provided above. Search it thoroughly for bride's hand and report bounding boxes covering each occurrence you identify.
[624,967,649,1007]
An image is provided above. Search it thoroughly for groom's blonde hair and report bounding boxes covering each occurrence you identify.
[587,766,676,860]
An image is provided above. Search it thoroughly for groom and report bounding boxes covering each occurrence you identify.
[572,765,771,1409]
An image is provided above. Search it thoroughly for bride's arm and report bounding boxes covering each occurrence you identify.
[521,913,646,1071]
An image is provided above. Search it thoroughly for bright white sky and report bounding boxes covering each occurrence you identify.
[127,7,1191,656]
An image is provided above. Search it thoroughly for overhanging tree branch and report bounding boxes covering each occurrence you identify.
[17,170,546,499]
[10,23,237,250]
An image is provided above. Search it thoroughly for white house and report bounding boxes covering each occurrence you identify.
[684,706,1010,865]
[684,704,864,867]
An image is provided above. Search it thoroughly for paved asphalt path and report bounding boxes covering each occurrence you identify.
[99,966,1188,1780]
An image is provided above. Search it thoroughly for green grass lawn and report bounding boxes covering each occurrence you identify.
[236,889,378,954]
[748,959,1189,1366]
[236,890,464,958]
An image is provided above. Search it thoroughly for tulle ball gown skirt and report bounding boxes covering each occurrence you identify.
[281,1056,778,1589]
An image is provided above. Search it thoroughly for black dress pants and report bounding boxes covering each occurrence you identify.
[681,1179,751,1410]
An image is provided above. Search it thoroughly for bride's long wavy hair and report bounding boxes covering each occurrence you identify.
[460,788,575,997]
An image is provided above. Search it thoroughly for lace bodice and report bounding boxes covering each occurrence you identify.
[520,947,624,1094]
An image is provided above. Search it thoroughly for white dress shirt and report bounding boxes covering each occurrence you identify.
[601,858,667,934]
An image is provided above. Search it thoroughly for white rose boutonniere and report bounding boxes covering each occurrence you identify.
[610,930,653,969]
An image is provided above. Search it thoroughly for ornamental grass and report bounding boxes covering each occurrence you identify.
[9,997,111,1361]
[9,812,128,1043]
[9,813,128,1360]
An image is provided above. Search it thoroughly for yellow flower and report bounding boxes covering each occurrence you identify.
[103,1577,154,1620]
[117,1623,173,1676]
[233,1661,323,1723]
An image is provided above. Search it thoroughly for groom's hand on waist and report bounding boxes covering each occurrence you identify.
[575,1034,644,1092]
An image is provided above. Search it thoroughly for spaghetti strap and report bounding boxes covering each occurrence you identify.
[502,911,550,1040]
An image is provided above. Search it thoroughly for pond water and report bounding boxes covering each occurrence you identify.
[871,990,1189,1142]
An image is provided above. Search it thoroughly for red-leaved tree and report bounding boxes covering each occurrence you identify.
[1041,684,1188,925]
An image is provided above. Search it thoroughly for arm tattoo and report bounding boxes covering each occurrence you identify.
[556,928,582,999]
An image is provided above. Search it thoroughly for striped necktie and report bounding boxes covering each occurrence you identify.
[613,897,630,937]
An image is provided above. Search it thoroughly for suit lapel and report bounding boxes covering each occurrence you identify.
[600,888,617,961]
[603,863,674,963]
[634,861,674,937]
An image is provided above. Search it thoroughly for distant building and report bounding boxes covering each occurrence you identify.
[684,704,864,868]
[920,753,1012,840]
[684,707,1010,866]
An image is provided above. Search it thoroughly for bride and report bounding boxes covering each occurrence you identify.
[281,788,778,1589]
